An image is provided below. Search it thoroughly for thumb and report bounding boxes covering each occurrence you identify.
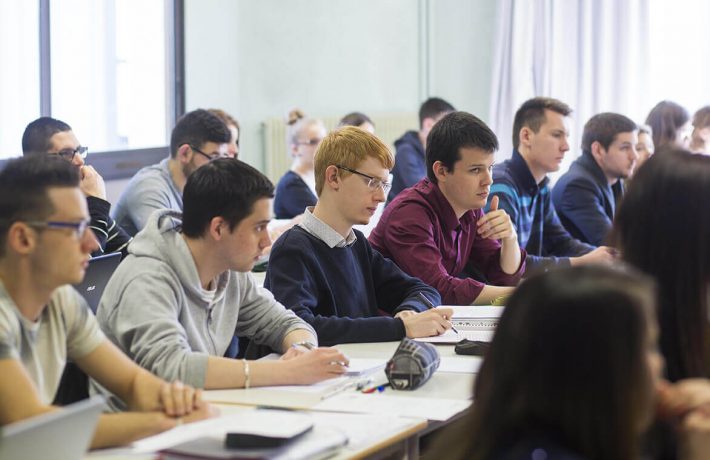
[490,195,499,211]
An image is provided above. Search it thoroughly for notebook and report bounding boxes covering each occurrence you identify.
[0,396,105,460]
[73,252,122,313]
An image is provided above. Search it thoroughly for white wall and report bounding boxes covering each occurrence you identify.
[183,0,498,179]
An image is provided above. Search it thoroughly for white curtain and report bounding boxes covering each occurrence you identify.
[489,0,650,179]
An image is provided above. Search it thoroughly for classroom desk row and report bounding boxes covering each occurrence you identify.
[86,341,478,460]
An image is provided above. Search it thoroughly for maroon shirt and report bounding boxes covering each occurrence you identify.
[370,178,525,305]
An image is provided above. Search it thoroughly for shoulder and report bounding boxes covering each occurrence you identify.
[271,227,318,255]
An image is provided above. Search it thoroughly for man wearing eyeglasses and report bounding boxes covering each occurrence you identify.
[22,117,132,259]
[265,126,454,346]
[369,112,526,305]
[112,109,231,236]
[0,156,214,448]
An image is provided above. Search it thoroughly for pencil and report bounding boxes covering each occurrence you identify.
[417,292,460,334]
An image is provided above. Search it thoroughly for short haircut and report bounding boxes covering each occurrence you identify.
[512,97,573,150]
[581,112,638,155]
[425,111,498,184]
[207,108,240,131]
[337,112,374,129]
[22,117,72,155]
[181,158,274,238]
[313,126,394,196]
[170,109,231,159]
[0,155,79,256]
[419,97,456,128]
[644,100,689,149]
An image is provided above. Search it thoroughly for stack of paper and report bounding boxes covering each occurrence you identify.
[415,305,504,344]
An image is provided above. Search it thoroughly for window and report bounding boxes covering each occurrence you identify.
[0,0,181,171]
[0,1,40,158]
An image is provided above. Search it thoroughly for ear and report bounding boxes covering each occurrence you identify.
[6,223,38,256]
[590,141,605,161]
[208,216,228,240]
[323,164,340,192]
[421,117,435,134]
[518,127,534,148]
[432,160,450,183]
[176,144,193,164]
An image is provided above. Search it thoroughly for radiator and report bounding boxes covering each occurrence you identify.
[262,112,418,182]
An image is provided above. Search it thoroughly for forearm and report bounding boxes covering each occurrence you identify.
[203,356,298,389]
[499,237,522,274]
[281,328,318,352]
[471,285,515,305]
[91,411,175,449]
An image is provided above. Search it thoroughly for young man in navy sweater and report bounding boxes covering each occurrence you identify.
[265,126,452,346]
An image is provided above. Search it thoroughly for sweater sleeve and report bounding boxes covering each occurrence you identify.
[542,196,595,257]
[87,196,132,259]
[265,232,409,345]
[98,273,210,388]
[233,272,315,352]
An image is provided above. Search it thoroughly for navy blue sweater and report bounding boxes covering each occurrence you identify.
[265,226,441,345]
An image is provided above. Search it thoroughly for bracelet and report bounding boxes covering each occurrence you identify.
[242,358,251,389]
[291,340,316,350]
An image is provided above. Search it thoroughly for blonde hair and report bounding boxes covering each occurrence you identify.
[691,106,710,151]
[285,108,325,147]
[208,108,239,130]
[314,126,394,196]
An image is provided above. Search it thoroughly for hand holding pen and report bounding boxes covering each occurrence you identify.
[417,292,459,335]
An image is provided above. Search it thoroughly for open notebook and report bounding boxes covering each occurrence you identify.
[415,305,504,344]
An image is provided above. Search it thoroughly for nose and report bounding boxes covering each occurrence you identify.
[72,154,85,167]
[261,230,272,249]
[374,185,387,203]
[482,168,493,186]
[82,227,100,253]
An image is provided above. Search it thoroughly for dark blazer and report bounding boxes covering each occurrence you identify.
[551,152,623,246]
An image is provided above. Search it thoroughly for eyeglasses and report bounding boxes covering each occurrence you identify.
[297,138,323,147]
[190,145,229,161]
[23,219,91,239]
[336,164,392,193]
[47,146,88,162]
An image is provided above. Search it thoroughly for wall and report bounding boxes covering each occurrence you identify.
[182,0,498,179]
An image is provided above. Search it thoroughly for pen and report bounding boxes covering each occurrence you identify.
[417,292,460,334]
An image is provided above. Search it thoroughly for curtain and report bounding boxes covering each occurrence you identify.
[488,0,650,179]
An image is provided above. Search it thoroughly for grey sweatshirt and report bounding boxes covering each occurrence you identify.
[94,209,314,391]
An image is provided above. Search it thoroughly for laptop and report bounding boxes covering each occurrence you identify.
[0,396,105,460]
[73,252,122,313]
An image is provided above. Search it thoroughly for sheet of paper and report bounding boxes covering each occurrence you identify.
[308,412,423,450]
[439,305,504,319]
[415,329,495,344]
[313,393,471,421]
[437,356,482,374]
[343,358,386,376]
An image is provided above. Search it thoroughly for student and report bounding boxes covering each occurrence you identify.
[551,113,638,246]
[0,156,212,449]
[22,117,132,258]
[388,97,455,201]
[337,111,375,134]
[427,265,663,460]
[112,109,231,236]
[208,108,240,158]
[644,100,691,150]
[95,158,348,408]
[614,149,710,382]
[370,112,525,305]
[690,106,710,155]
[265,126,452,345]
[635,124,655,172]
[489,97,615,270]
[273,109,327,219]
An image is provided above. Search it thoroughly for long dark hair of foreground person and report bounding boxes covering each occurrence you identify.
[614,148,710,381]
[428,266,656,460]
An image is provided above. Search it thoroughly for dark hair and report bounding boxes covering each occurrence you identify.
[337,112,374,129]
[425,111,498,184]
[613,149,710,381]
[581,112,638,155]
[0,155,79,256]
[512,97,572,150]
[691,106,710,151]
[429,266,655,460]
[170,109,231,159]
[644,101,689,149]
[419,97,455,128]
[21,117,72,155]
[182,158,275,238]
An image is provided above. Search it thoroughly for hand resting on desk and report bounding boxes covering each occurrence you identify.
[277,347,351,385]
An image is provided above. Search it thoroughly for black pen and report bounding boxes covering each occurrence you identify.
[417,292,459,334]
